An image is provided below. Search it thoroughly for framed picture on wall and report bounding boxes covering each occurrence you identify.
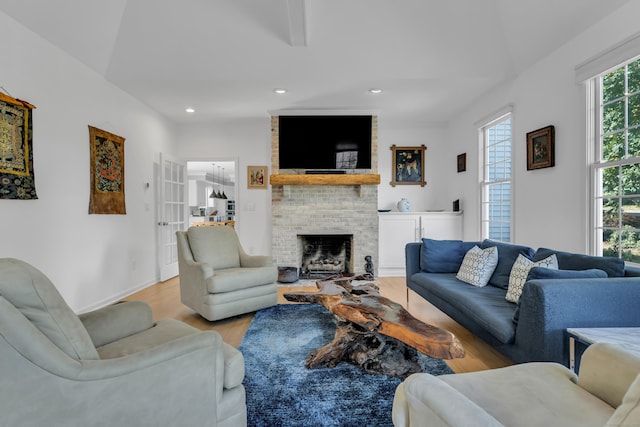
[247,165,268,189]
[390,145,426,187]
[526,125,555,170]
[457,153,466,173]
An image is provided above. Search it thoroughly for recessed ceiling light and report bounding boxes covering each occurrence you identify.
[369,88,383,94]
[273,88,288,94]
[185,108,195,113]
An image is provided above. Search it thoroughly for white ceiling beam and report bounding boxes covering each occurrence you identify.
[286,0,307,47]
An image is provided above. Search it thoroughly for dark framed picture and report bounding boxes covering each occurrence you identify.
[526,125,555,170]
[390,145,426,187]
[457,153,466,173]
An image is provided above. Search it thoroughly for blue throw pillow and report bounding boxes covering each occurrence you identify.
[420,239,464,273]
[526,267,608,280]
[533,247,625,277]
[480,239,535,290]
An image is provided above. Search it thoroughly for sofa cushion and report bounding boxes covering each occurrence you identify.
[533,247,624,277]
[527,267,608,281]
[481,240,536,289]
[207,267,278,293]
[420,239,478,273]
[456,246,499,287]
[187,226,241,270]
[411,273,516,344]
[505,254,558,303]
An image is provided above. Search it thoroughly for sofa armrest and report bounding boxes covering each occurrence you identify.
[405,242,422,279]
[79,301,154,347]
[393,373,504,427]
[516,278,640,365]
[579,342,640,408]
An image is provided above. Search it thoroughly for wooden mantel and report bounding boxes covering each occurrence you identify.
[269,174,380,186]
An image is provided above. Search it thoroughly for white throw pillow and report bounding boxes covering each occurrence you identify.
[505,254,558,303]
[456,245,499,288]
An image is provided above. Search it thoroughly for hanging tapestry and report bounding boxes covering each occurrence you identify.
[0,93,37,199]
[88,125,126,214]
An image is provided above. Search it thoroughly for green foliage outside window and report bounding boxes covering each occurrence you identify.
[601,58,640,263]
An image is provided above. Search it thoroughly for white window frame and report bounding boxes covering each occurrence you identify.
[587,57,640,263]
[479,111,513,242]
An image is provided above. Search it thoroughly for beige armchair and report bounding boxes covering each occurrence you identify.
[0,258,246,426]
[392,342,640,427]
[176,225,278,321]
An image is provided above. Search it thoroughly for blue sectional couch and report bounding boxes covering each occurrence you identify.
[405,239,640,366]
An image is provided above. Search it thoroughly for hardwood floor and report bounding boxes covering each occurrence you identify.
[123,276,512,373]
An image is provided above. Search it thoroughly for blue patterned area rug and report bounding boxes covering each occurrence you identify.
[238,304,454,427]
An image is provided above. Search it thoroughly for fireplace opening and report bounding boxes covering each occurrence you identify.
[298,234,353,279]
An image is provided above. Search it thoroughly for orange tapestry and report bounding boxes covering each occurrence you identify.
[88,125,126,214]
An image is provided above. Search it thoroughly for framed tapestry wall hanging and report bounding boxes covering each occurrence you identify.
[390,144,426,187]
[88,125,126,214]
[0,93,37,199]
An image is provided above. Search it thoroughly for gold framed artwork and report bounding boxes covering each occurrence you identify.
[247,165,267,189]
[0,93,38,199]
[526,125,555,170]
[88,125,126,214]
[390,145,426,187]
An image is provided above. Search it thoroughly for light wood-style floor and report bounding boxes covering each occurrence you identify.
[124,276,512,373]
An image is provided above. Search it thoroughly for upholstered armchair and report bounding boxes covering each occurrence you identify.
[0,258,246,426]
[392,342,640,427]
[176,225,278,321]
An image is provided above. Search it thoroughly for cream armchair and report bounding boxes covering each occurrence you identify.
[0,258,246,427]
[392,342,640,427]
[176,225,278,321]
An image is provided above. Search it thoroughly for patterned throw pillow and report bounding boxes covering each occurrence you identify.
[506,254,558,303]
[456,245,499,287]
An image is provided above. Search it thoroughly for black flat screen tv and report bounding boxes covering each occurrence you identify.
[278,115,372,170]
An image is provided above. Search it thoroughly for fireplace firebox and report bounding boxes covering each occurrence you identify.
[298,234,353,279]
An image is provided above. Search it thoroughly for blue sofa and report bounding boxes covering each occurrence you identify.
[405,239,640,366]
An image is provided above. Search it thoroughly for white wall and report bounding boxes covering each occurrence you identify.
[176,118,273,255]
[442,1,640,253]
[0,11,177,311]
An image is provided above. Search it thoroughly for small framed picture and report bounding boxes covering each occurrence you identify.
[457,153,466,173]
[247,165,268,189]
[526,125,555,170]
[390,145,426,187]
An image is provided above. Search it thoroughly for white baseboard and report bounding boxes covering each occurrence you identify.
[76,279,157,314]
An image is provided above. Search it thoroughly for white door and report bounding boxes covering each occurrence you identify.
[157,153,187,281]
[378,214,421,276]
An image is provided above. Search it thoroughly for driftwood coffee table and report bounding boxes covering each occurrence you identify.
[284,274,465,378]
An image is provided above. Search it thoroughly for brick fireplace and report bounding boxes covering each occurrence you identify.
[270,115,379,277]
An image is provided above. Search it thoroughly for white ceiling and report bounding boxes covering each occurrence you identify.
[0,0,632,124]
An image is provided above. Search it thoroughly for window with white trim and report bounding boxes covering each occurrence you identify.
[481,114,512,242]
[591,57,640,263]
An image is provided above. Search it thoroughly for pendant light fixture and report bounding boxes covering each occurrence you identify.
[221,167,228,199]
[216,166,223,198]
[209,163,217,198]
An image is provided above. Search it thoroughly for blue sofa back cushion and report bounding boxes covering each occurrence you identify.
[526,266,608,280]
[533,247,625,277]
[480,239,536,290]
[512,267,610,324]
[420,239,479,273]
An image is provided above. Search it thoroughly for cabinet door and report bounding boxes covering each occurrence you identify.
[378,215,421,275]
[421,214,462,240]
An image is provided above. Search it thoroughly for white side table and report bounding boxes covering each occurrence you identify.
[566,327,640,372]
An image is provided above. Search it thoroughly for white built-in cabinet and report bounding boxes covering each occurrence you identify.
[378,212,463,276]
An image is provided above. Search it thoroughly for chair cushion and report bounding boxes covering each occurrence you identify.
[0,258,99,360]
[187,226,241,269]
[207,267,278,293]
